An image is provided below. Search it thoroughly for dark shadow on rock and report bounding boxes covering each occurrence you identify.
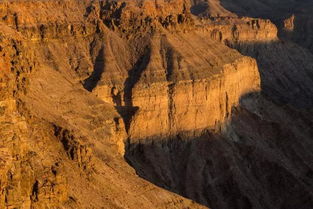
[123,47,151,107]
[217,0,313,53]
[83,47,105,92]
[190,1,209,16]
[219,0,297,20]
[117,47,151,132]
[119,2,313,208]
[225,40,313,109]
[279,14,313,54]
[125,93,313,209]
[189,1,313,109]
[115,106,139,134]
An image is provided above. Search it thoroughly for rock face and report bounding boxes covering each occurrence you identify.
[86,1,263,140]
[120,33,260,140]
[126,94,313,209]
[0,1,207,209]
[0,0,313,209]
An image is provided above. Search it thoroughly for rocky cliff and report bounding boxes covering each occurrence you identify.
[0,1,207,208]
[85,0,263,140]
[0,0,313,209]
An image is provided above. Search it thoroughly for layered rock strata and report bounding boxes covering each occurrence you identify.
[126,94,313,209]
[84,0,263,140]
[1,0,313,209]
[0,1,209,208]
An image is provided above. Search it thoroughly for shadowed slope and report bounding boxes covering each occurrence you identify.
[83,47,105,91]
[226,41,313,109]
[126,93,313,209]
[1,0,313,209]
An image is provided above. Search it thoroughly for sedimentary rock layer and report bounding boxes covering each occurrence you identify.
[1,0,313,209]
[0,1,208,208]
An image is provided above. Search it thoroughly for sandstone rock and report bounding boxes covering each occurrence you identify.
[0,1,208,208]
[0,0,312,209]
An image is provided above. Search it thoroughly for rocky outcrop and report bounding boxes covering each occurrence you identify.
[82,1,263,141]
[99,0,194,34]
[122,1,313,209]
[202,17,278,43]
[1,0,313,209]
[193,0,297,19]
[281,12,313,54]
[190,0,236,17]
[0,1,208,209]
[125,34,260,140]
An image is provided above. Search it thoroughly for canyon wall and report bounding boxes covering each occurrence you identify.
[127,34,260,140]
[87,0,263,141]
[122,1,313,209]
[126,94,313,209]
[0,1,208,208]
[0,0,313,209]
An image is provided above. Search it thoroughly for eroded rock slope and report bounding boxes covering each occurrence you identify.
[0,0,312,209]
[0,1,207,208]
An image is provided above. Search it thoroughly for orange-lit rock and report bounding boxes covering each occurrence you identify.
[0,0,313,209]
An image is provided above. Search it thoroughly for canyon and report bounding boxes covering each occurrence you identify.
[0,0,312,209]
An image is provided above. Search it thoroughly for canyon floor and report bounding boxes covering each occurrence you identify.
[0,0,313,209]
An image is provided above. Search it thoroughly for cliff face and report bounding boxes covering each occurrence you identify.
[86,0,263,140]
[126,94,313,209]
[1,0,313,209]
[121,1,313,209]
[124,2,313,207]
[0,1,208,209]
[202,17,277,43]
[192,0,313,54]
[189,1,313,108]
[108,31,260,140]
